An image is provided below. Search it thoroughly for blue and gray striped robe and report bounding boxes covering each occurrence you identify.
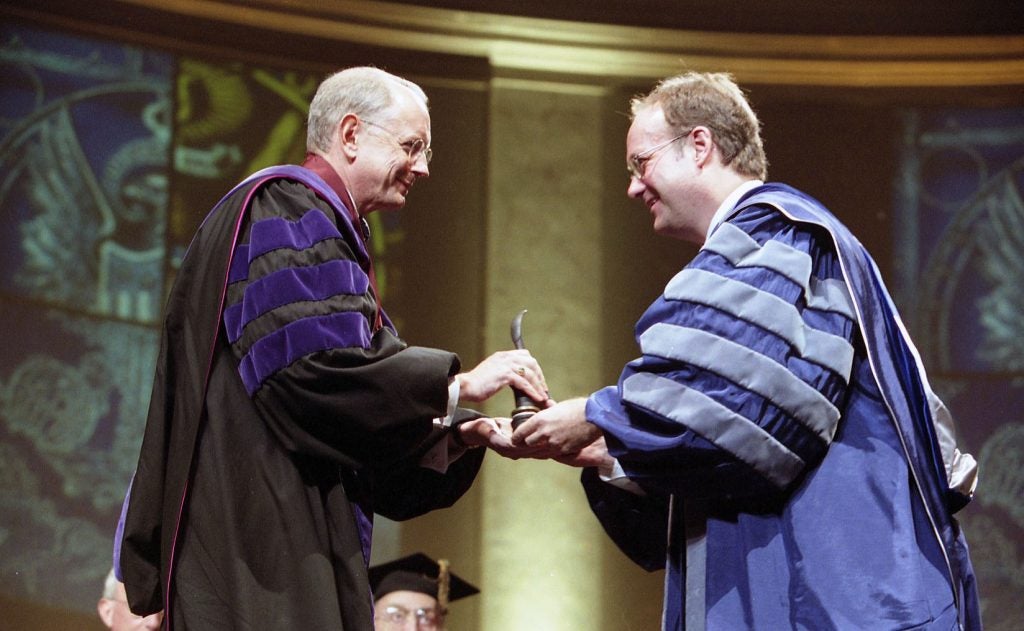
[584,183,980,630]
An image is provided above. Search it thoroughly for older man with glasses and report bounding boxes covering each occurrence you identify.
[116,66,551,630]
[368,553,478,631]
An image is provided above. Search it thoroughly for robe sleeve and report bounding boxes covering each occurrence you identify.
[581,467,669,572]
[224,179,458,470]
[588,205,859,501]
[371,436,487,521]
[370,407,488,520]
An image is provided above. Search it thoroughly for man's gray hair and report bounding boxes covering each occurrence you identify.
[306,66,428,153]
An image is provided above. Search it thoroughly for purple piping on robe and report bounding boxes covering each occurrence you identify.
[112,475,133,582]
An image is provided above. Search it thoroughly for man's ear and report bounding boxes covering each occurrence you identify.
[690,126,714,167]
[338,113,361,160]
[97,598,115,627]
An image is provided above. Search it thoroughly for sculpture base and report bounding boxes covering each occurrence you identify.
[510,405,540,430]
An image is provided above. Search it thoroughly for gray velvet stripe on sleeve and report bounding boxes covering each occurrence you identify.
[664,269,854,379]
[621,372,805,488]
[703,221,856,320]
[639,323,841,442]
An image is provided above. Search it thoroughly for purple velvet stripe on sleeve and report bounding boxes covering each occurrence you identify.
[238,311,371,395]
[249,209,340,259]
[228,244,250,284]
[223,260,369,344]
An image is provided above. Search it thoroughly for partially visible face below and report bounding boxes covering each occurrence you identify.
[352,87,432,214]
[97,583,164,631]
[625,105,706,244]
[374,590,443,630]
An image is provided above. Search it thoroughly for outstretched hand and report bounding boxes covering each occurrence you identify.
[456,417,551,460]
[458,349,552,406]
[461,402,613,468]
[555,435,614,470]
[510,397,602,458]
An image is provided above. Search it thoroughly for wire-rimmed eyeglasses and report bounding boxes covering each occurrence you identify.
[627,130,691,180]
[362,119,433,165]
[373,604,442,629]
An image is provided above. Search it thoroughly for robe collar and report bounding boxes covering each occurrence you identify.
[302,152,371,241]
[301,153,384,332]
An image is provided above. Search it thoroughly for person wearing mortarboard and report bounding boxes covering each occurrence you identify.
[369,553,479,630]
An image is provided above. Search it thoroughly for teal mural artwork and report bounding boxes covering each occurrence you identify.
[0,23,334,615]
[895,108,1024,630]
[0,24,171,610]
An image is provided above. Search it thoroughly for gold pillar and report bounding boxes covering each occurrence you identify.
[478,77,610,630]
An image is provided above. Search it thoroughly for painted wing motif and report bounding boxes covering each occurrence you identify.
[976,173,1024,372]
[17,106,115,309]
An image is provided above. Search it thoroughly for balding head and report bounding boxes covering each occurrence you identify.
[306,66,428,154]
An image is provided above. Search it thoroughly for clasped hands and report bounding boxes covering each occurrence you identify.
[453,350,609,468]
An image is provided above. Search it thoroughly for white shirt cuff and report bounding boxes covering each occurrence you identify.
[421,378,466,473]
[436,376,461,428]
[598,458,646,496]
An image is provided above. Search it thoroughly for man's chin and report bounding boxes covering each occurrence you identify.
[393,188,411,205]
[378,196,408,212]
[652,219,682,240]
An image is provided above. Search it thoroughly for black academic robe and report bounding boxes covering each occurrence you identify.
[119,164,484,630]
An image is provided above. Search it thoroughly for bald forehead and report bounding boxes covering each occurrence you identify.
[628,106,671,145]
[383,75,428,108]
[391,83,429,115]
[633,104,668,129]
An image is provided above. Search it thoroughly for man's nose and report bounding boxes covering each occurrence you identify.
[411,159,429,179]
[627,175,645,197]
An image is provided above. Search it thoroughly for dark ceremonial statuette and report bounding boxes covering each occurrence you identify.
[510,309,540,429]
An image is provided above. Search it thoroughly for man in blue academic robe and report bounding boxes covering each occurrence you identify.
[513,71,980,631]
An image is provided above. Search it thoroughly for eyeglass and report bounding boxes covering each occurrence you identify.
[627,130,691,180]
[361,119,433,165]
[374,604,442,629]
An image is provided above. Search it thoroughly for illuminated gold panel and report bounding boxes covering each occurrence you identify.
[478,80,612,630]
[118,0,1024,86]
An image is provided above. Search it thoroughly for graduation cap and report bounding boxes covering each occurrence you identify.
[369,553,479,612]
